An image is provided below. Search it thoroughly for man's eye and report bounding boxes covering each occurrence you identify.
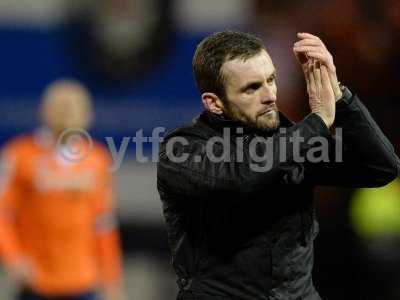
[246,84,261,93]
[267,75,276,84]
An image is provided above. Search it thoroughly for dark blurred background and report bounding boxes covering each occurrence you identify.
[0,0,399,299]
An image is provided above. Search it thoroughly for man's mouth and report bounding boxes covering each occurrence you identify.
[258,107,276,117]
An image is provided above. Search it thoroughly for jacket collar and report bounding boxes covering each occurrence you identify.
[194,110,293,136]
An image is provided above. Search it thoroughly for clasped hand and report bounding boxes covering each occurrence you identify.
[293,33,342,128]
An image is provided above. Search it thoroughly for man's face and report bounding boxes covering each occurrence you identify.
[41,83,92,136]
[220,50,279,131]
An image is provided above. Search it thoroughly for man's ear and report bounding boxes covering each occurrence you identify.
[201,93,224,115]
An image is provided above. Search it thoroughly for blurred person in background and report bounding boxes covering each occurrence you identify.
[0,80,124,300]
[78,0,172,82]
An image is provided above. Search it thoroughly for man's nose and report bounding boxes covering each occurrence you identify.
[260,86,277,104]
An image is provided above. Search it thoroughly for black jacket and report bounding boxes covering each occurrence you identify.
[157,89,400,300]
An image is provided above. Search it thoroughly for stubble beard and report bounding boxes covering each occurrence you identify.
[222,101,280,132]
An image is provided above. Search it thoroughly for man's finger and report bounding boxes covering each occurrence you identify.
[305,51,325,61]
[297,32,323,44]
[304,57,339,101]
[293,47,308,65]
[308,61,317,98]
[314,61,322,94]
[293,45,324,54]
[303,51,335,73]
[320,65,331,88]
[321,65,335,102]
[304,51,329,64]
[327,68,342,101]
[304,63,311,95]
[294,38,324,48]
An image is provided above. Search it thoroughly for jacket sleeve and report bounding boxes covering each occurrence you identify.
[92,149,123,289]
[305,87,400,187]
[0,143,25,269]
[157,113,331,198]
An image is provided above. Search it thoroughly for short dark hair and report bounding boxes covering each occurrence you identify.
[192,30,266,98]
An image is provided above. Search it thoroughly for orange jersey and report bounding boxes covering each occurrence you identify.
[0,129,122,296]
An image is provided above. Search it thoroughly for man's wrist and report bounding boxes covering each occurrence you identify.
[313,112,333,130]
[336,83,353,106]
[334,81,343,101]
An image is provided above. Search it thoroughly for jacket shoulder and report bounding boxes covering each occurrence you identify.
[2,135,35,156]
[163,118,212,142]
